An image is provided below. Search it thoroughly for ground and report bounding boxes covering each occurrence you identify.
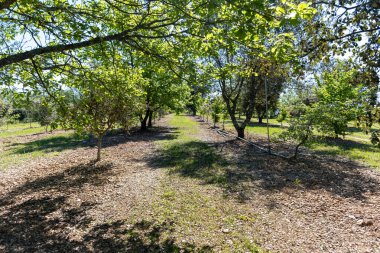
[0,115,379,252]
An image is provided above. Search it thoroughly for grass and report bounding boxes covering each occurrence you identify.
[129,115,268,253]
[0,122,84,170]
[306,138,380,168]
[0,122,48,138]
[219,117,380,170]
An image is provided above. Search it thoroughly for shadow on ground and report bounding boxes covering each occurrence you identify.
[7,127,179,155]
[0,161,208,252]
[8,134,87,155]
[84,219,212,253]
[0,126,212,252]
[149,135,380,201]
[307,136,378,156]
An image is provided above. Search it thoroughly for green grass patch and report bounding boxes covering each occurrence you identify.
[129,115,268,252]
[221,117,380,170]
[0,132,85,171]
[0,122,47,138]
[306,137,380,169]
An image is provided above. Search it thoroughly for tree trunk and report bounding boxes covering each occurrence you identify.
[148,110,153,128]
[237,127,245,138]
[192,107,197,116]
[141,119,147,131]
[140,108,150,131]
[96,136,103,162]
[258,117,263,124]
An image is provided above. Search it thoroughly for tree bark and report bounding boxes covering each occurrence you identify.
[237,127,245,138]
[148,110,153,128]
[258,117,263,124]
[140,108,150,131]
[0,0,16,11]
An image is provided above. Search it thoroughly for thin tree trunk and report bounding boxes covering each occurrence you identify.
[140,108,150,131]
[148,110,153,128]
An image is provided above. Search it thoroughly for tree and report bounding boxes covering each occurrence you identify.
[23,43,147,162]
[137,59,190,131]
[300,0,380,68]
[198,98,211,122]
[0,0,210,69]
[312,62,366,138]
[277,108,288,127]
[370,107,380,148]
[64,66,144,161]
[249,60,288,124]
[200,1,316,138]
[279,113,314,159]
[210,96,224,128]
[0,98,18,129]
[352,67,380,133]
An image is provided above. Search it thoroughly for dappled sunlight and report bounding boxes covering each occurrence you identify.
[150,140,229,186]
[8,134,86,155]
[150,116,380,202]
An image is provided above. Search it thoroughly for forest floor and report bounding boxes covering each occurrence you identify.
[0,115,379,252]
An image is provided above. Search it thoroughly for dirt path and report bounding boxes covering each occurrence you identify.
[0,119,174,252]
[0,115,379,252]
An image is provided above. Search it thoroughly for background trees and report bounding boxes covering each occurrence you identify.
[1,0,379,160]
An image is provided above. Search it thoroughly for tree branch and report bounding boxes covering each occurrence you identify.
[0,0,17,11]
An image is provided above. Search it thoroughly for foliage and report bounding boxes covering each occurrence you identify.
[371,130,380,148]
[276,108,288,127]
[312,62,367,138]
[301,0,380,68]
[210,96,224,127]
[251,60,289,123]
[54,46,146,161]
[200,1,315,137]
[279,113,314,159]
[199,99,211,122]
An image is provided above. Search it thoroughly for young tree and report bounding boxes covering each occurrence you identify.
[279,114,314,159]
[210,96,224,128]
[312,62,366,138]
[36,102,56,133]
[277,108,288,128]
[278,100,314,159]
[63,65,144,161]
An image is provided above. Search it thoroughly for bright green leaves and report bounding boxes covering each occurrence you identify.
[310,62,369,137]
